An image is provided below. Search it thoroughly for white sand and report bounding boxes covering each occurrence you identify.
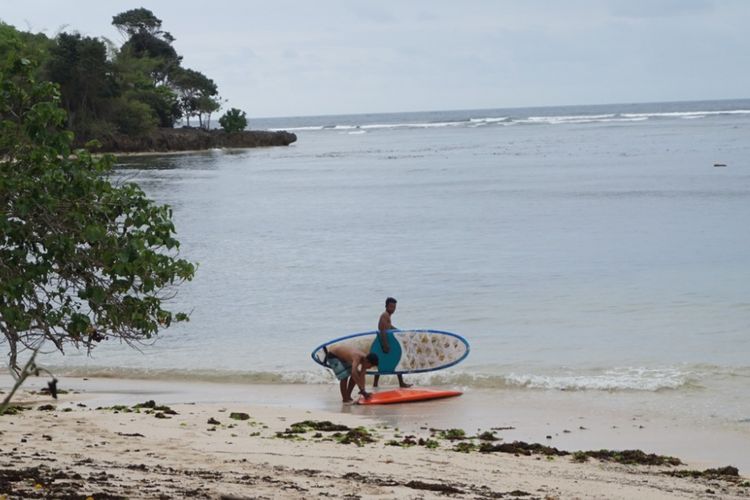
[2,375,748,498]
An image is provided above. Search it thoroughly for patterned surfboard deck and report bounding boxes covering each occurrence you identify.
[311,329,469,375]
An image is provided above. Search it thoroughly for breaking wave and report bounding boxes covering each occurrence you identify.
[268,108,750,132]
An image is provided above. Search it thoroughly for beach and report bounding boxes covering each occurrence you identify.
[2,2,749,497]
[2,375,749,499]
[4,100,749,498]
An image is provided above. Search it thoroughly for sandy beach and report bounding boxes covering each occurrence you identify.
[2,376,748,499]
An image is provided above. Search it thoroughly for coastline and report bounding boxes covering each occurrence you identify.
[83,128,297,155]
[2,376,748,499]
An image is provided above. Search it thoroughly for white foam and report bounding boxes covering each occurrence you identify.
[268,126,325,132]
[621,109,750,119]
[526,113,616,123]
[520,114,648,125]
[469,116,509,124]
[266,108,750,132]
[360,121,467,130]
[504,367,691,391]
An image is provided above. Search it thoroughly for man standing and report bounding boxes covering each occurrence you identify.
[373,297,412,388]
[326,344,378,403]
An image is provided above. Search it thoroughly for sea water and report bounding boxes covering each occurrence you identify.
[35,99,750,426]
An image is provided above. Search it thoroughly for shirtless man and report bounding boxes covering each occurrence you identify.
[373,297,412,388]
[326,344,378,403]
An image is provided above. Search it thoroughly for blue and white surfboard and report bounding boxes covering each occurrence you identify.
[311,329,470,375]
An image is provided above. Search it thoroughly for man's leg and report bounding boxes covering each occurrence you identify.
[373,374,380,387]
[397,374,412,388]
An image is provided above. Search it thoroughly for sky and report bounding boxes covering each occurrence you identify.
[1,0,749,118]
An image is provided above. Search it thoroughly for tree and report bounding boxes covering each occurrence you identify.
[196,94,221,130]
[131,85,182,128]
[108,96,157,135]
[120,32,181,85]
[0,49,196,373]
[172,67,218,128]
[219,108,248,133]
[45,32,114,130]
[110,54,182,128]
[113,8,180,85]
[112,8,168,39]
[1,22,53,72]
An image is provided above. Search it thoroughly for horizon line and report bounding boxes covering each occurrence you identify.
[249,96,750,121]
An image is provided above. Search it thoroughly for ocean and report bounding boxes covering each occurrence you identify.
[38,99,750,428]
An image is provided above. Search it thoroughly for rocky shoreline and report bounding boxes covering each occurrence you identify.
[84,128,297,154]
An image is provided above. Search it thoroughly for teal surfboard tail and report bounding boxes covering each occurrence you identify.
[369,331,402,373]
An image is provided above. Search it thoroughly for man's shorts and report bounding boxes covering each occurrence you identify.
[327,355,351,381]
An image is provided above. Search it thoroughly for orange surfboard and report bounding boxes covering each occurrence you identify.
[358,388,462,405]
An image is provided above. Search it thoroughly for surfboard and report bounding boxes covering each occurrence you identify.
[358,388,462,405]
[311,329,469,375]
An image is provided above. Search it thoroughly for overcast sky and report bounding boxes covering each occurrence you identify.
[2,0,749,117]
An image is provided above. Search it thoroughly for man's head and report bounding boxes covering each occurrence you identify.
[365,353,379,368]
[385,297,397,314]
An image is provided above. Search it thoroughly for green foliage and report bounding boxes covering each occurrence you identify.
[137,86,182,127]
[1,22,52,72]
[0,50,195,371]
[45,32,114,129]
[437,428,467,440]
[219,108,248,133]
[422,438,440,449]
[476,431,498,441]
[337,427,377,446]
[112,8,166,38]
[109,96,157,135]
[229,412,250,421]
[452,442,477,453]
[2,10,237,142]
[172,67,219,128]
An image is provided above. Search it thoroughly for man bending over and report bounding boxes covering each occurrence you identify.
[326,344,378,403]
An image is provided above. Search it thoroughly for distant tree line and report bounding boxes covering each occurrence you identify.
[0,8,245,142]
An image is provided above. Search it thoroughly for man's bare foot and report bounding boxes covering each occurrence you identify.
[342,398,354,404]
[399,383,413,388]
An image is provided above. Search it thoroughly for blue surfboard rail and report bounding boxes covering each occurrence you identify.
[311,329,470,375]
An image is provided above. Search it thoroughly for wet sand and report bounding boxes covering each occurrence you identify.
[1,375,749,499]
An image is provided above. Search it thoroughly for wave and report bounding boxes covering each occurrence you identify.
[360,121,467,130]
[267,125,327,132]
[41,364,742,392]
[621,109,750,119]
[47,365,333,385]
[519,115,649,125]
[266,108,750,132]
[271,120,472,132]
[404,367,700,391]
[503,368,693,391]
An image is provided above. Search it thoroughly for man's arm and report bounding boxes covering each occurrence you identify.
[378,313,391,353]
[351,355,370,397]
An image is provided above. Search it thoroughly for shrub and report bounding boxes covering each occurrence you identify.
[219,107,247,133]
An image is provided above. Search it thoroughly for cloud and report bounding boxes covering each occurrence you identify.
[1,0,749,116]
[609,0,715,18]
[346,3,396,24]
